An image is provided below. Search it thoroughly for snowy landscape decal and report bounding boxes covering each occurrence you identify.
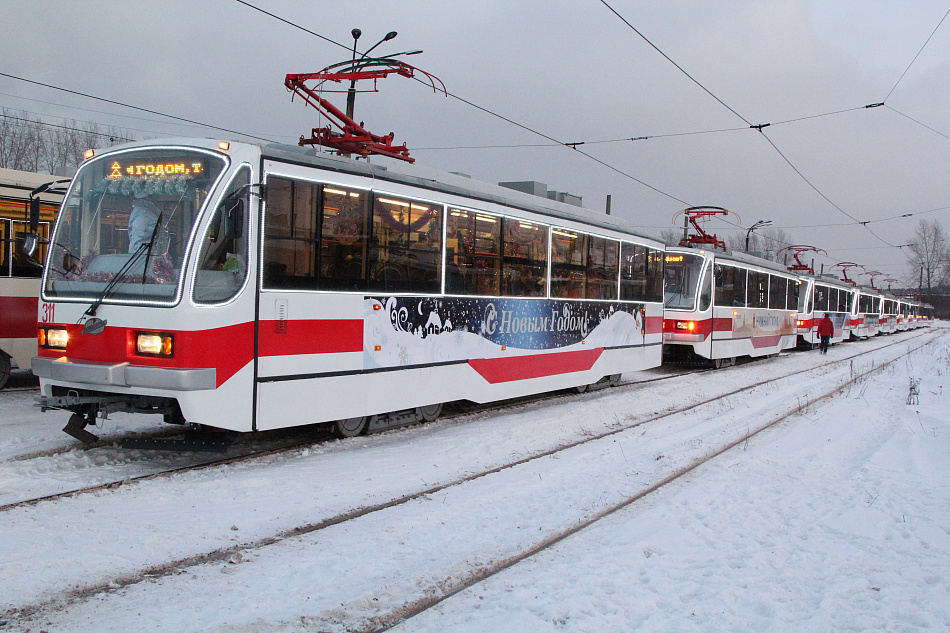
[364,296,645,369]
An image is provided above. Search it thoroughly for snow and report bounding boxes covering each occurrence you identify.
[0,326,948,632]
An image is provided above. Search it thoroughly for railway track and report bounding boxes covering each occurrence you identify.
[1,328,938,630]
[0,363,702,513]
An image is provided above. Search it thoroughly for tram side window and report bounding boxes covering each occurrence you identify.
[859,295,870,313]
[787,279,799,313]
[445,209,500,296]
[262,179,371,290]
[814,285,829,312]
[747,270,768,308]
[586,235,619,300]
[262,177,320,289]
[503,219,547,297]
[647,248,664,302]
[370,196,442,294]
[839,291,851,313]
[320,186,370,291]
[194,165,251,303]
[769,275,787,309]
[829,288,839,313]
[620,243,649,302]
[714,264,743,307]
[551,229,586,299]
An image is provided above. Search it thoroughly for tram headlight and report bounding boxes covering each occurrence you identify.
[136,332,174,357]
[39,327,68,349]
[674,320,695,332]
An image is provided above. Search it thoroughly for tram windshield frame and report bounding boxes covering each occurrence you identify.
[43,147,228,306]
[663,252,706,310]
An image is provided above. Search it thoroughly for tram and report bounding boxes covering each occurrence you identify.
[662,247,800,367]
[852,287,885,339]
[795,275,856,349]
[32,139,666,441]
[0,168,64,388]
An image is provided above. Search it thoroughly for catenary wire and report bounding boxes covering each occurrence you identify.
[884,6,950,102]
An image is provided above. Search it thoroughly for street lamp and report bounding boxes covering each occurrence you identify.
[345,30,398,120]
[745,219,772,252]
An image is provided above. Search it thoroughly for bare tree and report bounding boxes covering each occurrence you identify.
[904,218,950,293]
[655,227,680,246]
[0,109,133,173]
[726,227,794,261]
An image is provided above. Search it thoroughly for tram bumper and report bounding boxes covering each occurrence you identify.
[32,356,216,391]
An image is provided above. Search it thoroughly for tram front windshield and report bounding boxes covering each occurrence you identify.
[44,149,226,303]
[663,252,705,310]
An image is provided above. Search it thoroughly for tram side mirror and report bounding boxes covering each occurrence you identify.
[224,198,244,240]
[29,197,41,232]
[21,233,40,258]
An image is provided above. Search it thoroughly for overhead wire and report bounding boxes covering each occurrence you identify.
[883,6,950,102]
[0,71,278,143]
[232,0,692,206]
[0,112,135,142]
[597,0,919,257]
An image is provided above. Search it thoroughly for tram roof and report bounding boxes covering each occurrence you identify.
[257,142,663,247]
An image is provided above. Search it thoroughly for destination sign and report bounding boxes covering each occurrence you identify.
[108,159,206,179]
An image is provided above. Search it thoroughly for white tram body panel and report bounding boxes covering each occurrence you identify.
[852,287,884,338]
[34,139,665,435]
[663,248,798,363]
[795,276,855,348]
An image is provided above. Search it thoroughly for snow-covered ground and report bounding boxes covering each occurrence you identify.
[0,326,947,632]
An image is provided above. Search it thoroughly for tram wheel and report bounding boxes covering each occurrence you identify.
[712,358,725,370]
[608,373,622,386]
[575,383,588,393]
[0,352,11,390]
[418,403,443,422]
[333,416,369,438]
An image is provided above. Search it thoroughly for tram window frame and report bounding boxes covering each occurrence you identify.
[747,270,768,308]
[586,234,619,300]
[714,264,747,307]
[445,208,501,296]
[370,194,443,294]
[502,218,547,298]
[262,177,372,291]
[0,219,7,277]
[838,290,850,313]
[550,228,587,299]
[620,242,656,302]
[769,275,787,310]
[193,165,251,304]
[787,279,799,312]
[814,285,829,312]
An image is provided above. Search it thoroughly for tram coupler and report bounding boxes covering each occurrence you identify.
[63,413,99,445]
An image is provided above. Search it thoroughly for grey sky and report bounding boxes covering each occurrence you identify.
[4,0,949,282]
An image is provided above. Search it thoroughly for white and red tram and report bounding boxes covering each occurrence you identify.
[662,247,800,367]
[0,168,63,388]
[795,276,856,349]
[32,139,667,440]
[852,287,884,339]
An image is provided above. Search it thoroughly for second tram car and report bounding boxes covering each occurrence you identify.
[0,168,62,388]
[852,287,884,339]
[795,276,855,349]
[32,139,667,440]
[663,247,800,367]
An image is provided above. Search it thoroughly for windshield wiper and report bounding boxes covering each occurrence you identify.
[83,214,163,318]
[140,212,163,285]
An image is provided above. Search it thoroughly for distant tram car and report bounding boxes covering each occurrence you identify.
[663,247,800,367]
[852,287,885,339]
[33,139,667,441]
[0,168,63,388]
[795,276,855,349]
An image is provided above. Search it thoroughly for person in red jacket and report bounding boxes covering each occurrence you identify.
[817,312,834,354]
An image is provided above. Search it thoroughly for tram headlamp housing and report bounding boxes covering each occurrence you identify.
[39,327,68,349]
[136,332,174,358]
[674,320,695,332]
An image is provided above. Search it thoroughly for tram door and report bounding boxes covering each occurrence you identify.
[696,261,714,359]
